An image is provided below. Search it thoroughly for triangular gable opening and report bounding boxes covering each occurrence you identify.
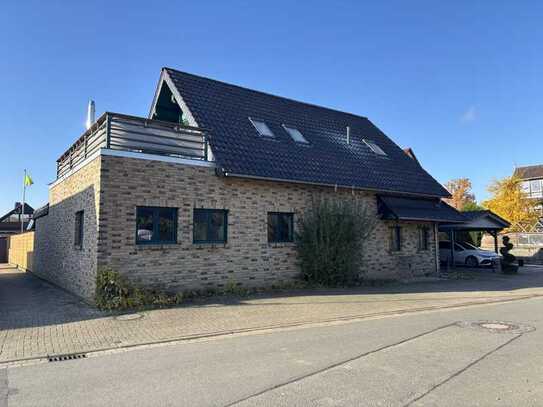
[151,80,186,125]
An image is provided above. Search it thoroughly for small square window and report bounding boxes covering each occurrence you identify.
[418,227,429,251]
[283,125,308,144]
[136,206,177,244]
[74,210,84,249]
[390,226,402,252]
[363,139,387,156]
[193,209,228,244]
[268,212,294,243]
[249,118,274,138]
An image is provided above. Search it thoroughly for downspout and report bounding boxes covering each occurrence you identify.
[434,223,440,275]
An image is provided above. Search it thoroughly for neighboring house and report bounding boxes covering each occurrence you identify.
[0,203,34,238]
[515,165,543,218]
[33,68,464,302]
[0,202,34,263]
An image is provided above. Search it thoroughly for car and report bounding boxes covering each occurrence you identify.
[439,241,500,267]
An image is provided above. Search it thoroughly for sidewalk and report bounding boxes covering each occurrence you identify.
[1,264,543,364]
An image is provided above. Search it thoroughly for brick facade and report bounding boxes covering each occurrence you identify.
[34,153,438,302]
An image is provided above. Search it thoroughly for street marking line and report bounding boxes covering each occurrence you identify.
[223,322,457,407]
[404,334,523,406]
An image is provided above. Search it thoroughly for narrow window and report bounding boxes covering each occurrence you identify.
[363,139,387,156]
[136,207,177,244]
[193,209,228,244]
[390,226,402,252]
[282,125,308,144]
[74,210,84,249]
[268,212,294,243]
[418,227,429,251]
[249,118,274,138]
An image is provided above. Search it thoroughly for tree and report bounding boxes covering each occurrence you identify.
[461,201,484,212]
[444,178,476,210]
[482,176,538,232]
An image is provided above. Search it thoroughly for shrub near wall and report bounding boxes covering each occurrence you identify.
[296,199,375,286]
[8,231,34,271]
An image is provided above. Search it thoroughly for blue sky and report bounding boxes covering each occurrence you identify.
[1,1,541,214]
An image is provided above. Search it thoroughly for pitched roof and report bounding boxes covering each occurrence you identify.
[0,203,34,223]
[164,68,450,198]
[513,165,543,180]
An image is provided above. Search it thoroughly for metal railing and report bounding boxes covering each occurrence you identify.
[56,112,209,178]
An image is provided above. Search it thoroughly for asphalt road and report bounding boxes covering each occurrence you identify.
[2,297,543,406]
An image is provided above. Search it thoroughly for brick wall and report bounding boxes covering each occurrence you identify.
[8,231,34,271]
[33,157,102,301]
[97,154,437,294]
[33,153,438,301]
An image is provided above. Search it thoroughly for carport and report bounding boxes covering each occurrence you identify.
[439,210,511,266]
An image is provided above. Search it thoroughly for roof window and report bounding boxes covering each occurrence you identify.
[283,125,308,144]
[363,139,387,156]
[249,118,274,138]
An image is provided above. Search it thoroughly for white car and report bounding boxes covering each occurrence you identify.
[439,241,500,267]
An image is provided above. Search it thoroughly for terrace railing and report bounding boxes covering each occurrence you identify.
[56,112,209,179]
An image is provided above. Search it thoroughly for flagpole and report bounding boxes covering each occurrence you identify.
[21,169,26,233]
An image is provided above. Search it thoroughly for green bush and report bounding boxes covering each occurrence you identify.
[296,198,375,286]
[95,267,183,310]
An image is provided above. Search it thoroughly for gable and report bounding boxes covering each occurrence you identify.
[160,68,450,198]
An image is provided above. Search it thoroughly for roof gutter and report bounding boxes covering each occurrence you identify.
[218,170,449,200]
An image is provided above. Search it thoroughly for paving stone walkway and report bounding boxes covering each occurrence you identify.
[2,264,543,363]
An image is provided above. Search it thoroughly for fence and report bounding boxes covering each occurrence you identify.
[8,231,34,271]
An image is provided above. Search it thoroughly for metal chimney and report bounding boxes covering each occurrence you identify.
[85,100,96,130]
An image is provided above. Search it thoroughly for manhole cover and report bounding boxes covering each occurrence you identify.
[456,320,535,334]
[115,313,144,321]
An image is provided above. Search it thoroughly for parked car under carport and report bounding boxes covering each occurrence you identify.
[439,241,500,267]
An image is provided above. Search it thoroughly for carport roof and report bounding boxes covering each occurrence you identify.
[377,195,466,223]
[439,210,510,231]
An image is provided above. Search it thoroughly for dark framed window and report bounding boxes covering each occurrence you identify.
[418,227,429,251]
[136,207,177,244]
[193,209,228,244]
[390,226,402,252]
[268,212,294,243]
[74,210,84,249]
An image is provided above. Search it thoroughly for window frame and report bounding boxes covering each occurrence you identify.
[363,139,387,156]
[74,210,84,250]
[418,226,429,251]
[390,226,402,252]
[282,125,309,144]
[135,206,178,245]
[267,212,294,243]
[248,117,275,138]
[193,208,228,244]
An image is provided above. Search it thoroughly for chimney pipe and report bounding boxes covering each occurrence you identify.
[346,126,351,144]
[85,100,96,130]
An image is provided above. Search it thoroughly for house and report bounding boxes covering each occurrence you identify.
[33,68,464,302]
[0,202,34,263]
[0,202,34,238]
[514,165,543,221]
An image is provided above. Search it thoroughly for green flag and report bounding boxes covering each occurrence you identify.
[24,173,33,187]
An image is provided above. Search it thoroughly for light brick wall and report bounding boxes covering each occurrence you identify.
[8,231,34,271]
[33,157,102,301]
[97,155,437,293]
[33,153,438,301]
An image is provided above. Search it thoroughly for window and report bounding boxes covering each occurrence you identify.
[363,139,387,156]
[390,226,402,251]
[193,209,228,243]
[249,118,274,138]
[268,212,294,243]
[418,227,429,251]
[136,207,177,244]
[74,210,84,249]
[283,125,308,144]
[530,179,542,198]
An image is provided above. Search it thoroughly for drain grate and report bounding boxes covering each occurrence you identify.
[48,353,87,362]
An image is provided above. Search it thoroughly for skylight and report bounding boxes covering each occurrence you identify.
[283,125,308,144]
[249,118,274,138]
[363,139,387,156]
